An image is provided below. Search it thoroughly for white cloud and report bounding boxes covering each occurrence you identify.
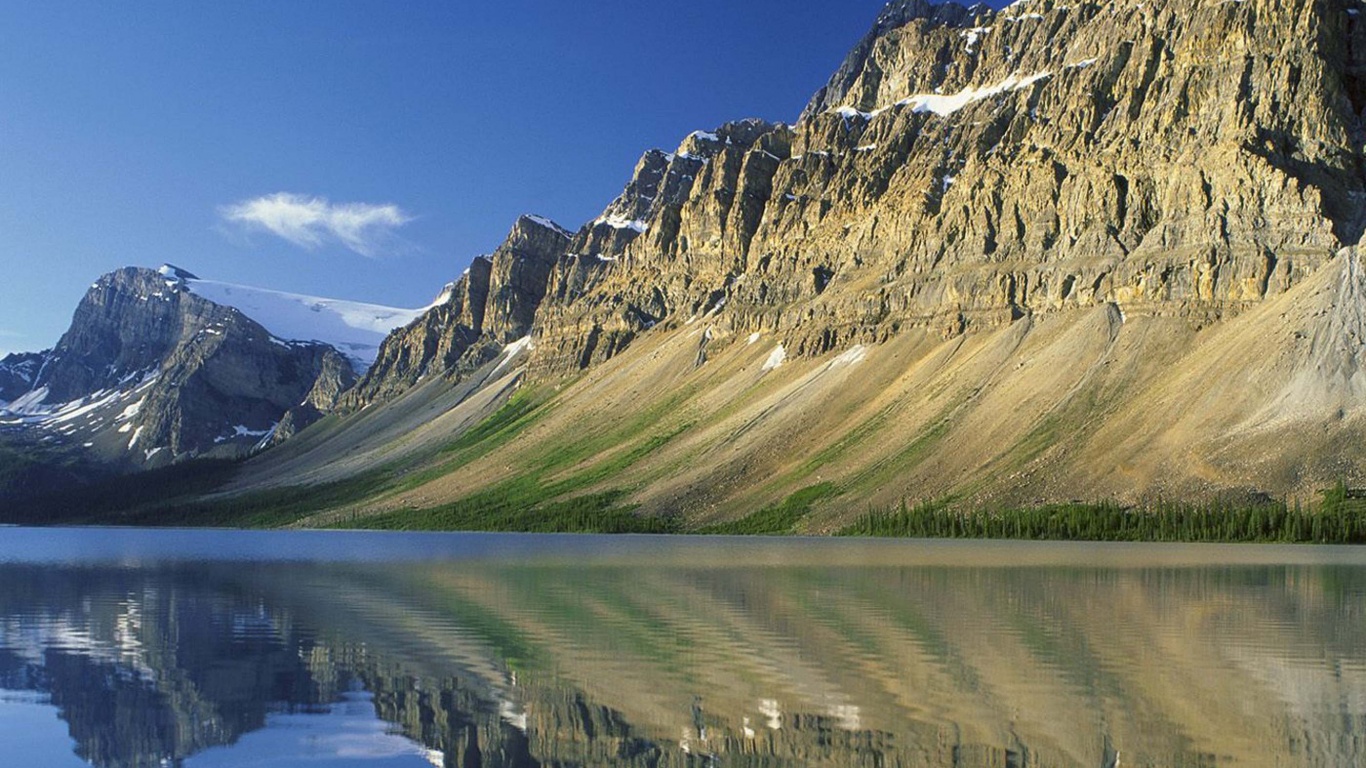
[220,192,413,258]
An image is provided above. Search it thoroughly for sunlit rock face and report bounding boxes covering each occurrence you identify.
[300,0,1366,512]
[528,0,1360,375]
[343,215,570,408]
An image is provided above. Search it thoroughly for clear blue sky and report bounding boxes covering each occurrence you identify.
[0,1,901,357]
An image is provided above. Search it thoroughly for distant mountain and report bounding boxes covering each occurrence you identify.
[0,351,45,403]
[0,265,424,470]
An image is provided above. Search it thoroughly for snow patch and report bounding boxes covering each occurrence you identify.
[962,26,993,53]
[747,332,762,345]
[762,345,787,372]
[234,424,273,437]
[594,214,649,233]
[46,388,124,425]
[183,277,427,369]
[831,345,868,367]
[896,71,1052,117]
[5,386,50,415]
[490,336,534,379]
[430,281,458,307]
[834,106,873,121]
[831,70,1053,121]
[214,424,274,444]
[523,214,571,236]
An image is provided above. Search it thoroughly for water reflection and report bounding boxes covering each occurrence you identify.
[0,532,1363,766]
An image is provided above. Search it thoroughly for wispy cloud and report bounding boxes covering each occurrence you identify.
[220,193,413,258]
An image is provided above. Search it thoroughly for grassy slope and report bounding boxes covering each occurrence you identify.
[11,256,1366,539]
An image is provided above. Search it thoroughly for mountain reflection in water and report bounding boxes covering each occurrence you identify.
[0,531,1363,767]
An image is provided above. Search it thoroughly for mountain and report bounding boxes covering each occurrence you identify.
[174,265,431,370]
[0,265,424,473]
[0,352,45,404]
[9,0,1366,527]
[341,214,570,406]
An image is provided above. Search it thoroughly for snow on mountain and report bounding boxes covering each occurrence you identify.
[161,265,428,369]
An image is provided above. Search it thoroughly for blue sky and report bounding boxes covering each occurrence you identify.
[0,1,901,357]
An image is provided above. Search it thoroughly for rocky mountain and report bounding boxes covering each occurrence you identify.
[10,0,1366,525]
[342,214,570,406]
[343,0,1364,406]
[0,265,422,470]
[0,352,44,403]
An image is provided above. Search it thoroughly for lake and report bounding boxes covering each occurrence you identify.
[0,528,1363,767]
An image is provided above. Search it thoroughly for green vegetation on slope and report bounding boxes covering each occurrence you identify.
[9,370,1366,544]
[341,482,677,534]
[695,483,839,535]
[840,484,1366,544]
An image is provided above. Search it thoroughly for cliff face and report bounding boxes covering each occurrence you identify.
[250,0,1366,517]
[355,0,1364,394]
[1,267,350,467]
[529,0,1362,375]
[344,214,569,406]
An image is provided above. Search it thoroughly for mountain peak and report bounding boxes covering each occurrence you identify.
[156,263,199,281]
[516,214,572,239]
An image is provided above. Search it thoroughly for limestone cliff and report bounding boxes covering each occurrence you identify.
[14,0,1366,514]
[530,0,1362,374]
[356,0,1366,392]
[343,214,569,406]
[254,0,1366,517]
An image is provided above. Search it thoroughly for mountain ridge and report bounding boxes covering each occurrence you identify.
[7,0,1366,527]
[0,265,423,476]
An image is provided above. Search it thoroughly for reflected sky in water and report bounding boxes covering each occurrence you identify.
[0,528,1363,767]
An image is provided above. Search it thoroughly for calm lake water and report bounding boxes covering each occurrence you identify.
[0,529,1363,767]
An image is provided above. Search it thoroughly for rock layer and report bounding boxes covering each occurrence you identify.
[358,0,1366,396]
[528,0,1361,376]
